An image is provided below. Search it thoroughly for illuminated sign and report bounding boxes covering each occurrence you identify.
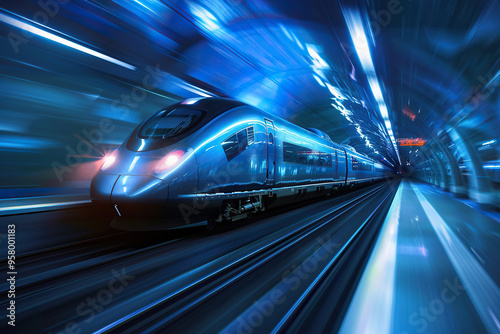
[397,138,426,146]
[403,106,416,121]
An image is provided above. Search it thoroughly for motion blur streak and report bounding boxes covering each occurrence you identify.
[411,182,500,334]
[0,200,90,212]
[339,182,402,334]
[341,9,400,163]
[0,11,136,70]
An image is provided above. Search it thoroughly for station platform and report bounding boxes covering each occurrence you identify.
[340,179,500,334]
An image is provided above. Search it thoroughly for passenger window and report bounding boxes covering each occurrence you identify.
[222,127,252,161]
[222,134,239,161]
[307,151,315,165]
[237,130,248,151]
[352,157,359,171]
[283,141,333,167]
[358,161,373,171]
[319,153,332,167]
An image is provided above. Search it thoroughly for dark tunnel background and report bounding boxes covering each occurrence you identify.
[0,0,499,205]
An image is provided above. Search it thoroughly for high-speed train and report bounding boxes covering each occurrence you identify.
[91,97,391,230]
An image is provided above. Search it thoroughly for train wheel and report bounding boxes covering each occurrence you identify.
[205,218,217,230]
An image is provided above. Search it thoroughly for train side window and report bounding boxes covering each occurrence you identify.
[308,152,316,165]
[327,153,332,167]
[283,142,296,163]
[358,161,372,171]
[352,157,359,171]
[222,134,239,161]
[222,127,252,161]
[237,129,248,151]
[283,142,332,167]
[316,153,330,167]
[298,152,308,164]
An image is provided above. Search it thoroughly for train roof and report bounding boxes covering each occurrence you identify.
[172,97,246,114]
[174,98,371,158]
[305,128,333,142]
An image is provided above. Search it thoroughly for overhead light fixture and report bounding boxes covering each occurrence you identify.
[313,75,326,87]
[326,83,346,100]
[190,4,221,31]
[306,44,329,69]
[343,9,401,165]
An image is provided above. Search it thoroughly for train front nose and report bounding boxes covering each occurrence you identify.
[91,146,198,219]
[90,173,169,216]
[111,175,169,216]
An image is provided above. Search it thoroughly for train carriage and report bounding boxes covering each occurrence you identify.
[90,97,391,230]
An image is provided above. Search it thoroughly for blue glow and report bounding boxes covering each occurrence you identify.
[175,83,213,97]
[182,98,205,105]
[411,182,500,333]
[161,120,265,178]
[340,182,402,334]
[326,83,346,100]
[0,200,90,213]
[313,75,326,87]
[306,44,329,69]
[127,156,140,173]
[0,12,136,70]
[343,9,400,164]
[190,4,221,31]
[132,178,163,197]
[132,0,157,13]
[0,136,56,150]
[138,139,146,151]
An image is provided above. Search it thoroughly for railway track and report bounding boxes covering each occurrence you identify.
[0,182,387,294]
[91,181,398,333]
[0,181,397,333]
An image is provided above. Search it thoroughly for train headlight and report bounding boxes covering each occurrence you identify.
[101,148,119,171]
[154,149,186,173]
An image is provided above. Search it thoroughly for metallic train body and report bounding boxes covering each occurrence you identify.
[91,98,391,229]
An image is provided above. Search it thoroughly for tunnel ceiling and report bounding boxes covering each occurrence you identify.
[2,0,500,169]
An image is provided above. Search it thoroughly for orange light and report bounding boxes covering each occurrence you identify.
[397,138,426,146]
[403,106,416,121]
[154,150,185,173]
[101,149,119,171]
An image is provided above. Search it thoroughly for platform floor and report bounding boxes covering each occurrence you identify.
[339,179,500,334]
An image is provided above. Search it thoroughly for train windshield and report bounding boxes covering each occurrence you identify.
[139,109,204,139]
